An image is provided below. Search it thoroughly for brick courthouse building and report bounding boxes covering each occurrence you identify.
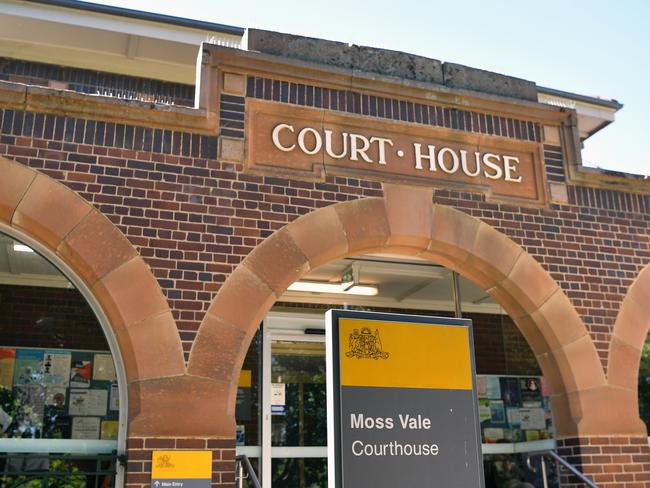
[0,1,649,487]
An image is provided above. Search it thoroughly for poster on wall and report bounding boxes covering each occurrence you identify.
[0,348,16,389]
[13,385,45,435]
[109,383,119,411]
[519,377,542,407]
[70,360,92,388]
[69,389,108,416]
[45,387,67,408]
[42,351,71,386]
[100,420,118,440]
[519,407,545,430]
[93,354,116,381]
[71,416,100,439]
[13,350,44,385]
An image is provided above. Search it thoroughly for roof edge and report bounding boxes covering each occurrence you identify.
[21,0,245,36]
[538,85,623,111]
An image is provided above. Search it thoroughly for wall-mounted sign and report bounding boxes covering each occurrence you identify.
[326,309,484,487]
[151,450,212,488]
[246,99,546,205]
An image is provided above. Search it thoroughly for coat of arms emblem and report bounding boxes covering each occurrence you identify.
[346,327,389,359]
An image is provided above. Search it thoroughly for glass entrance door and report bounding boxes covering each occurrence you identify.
[262,316,327,487]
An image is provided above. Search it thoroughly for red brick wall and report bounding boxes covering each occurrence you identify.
[2,108,648,366]
[557,436,650,487]
[126,437,235,488]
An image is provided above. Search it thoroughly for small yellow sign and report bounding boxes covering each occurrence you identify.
[339,318,472,390]
[151,451,212,480]
[238,369,252,388]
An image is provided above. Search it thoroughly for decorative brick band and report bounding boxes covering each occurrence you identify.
[0,109,217,159]
[544,144,566,183]
[0,57,195,107]
[219,94,245,139]
[568,184,650,213]
[245,75,542,143]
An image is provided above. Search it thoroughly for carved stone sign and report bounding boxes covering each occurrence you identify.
[245,99,547,205]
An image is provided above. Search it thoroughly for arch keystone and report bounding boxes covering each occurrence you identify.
[382,183,433,250]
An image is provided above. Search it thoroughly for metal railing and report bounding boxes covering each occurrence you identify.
[0,453,120,488]
[527,450,599,488]
[235,455,261,488]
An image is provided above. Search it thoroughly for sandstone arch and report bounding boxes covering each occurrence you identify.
[189,184,636,437]
[0,155,186,435]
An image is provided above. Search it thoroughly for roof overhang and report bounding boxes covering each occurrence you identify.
[538,86,623,141]
[0,0,243,84]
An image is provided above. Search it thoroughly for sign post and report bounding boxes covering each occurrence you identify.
[326,309,484,487]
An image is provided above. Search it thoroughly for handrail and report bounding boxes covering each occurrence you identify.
[527,450,599,488]
[235,454,261,488]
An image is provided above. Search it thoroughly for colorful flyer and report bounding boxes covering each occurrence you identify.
[483,427,505,443]
[506,407,521,427]
[42,351,71,386]
[519,377,543,407]
[13,349,44,386]
[69,389,108,416]
[13,385,45,434]
[93,354,116,381]
[71,416,100,439]
[45,387,67,408]
[100,420,119,440]
[70,360,92,388]
[478,399,491,422]
[489,400,506,423]
[0,348,16,389]
[476,375,487,397]
[486,376,501,399]
[520,407,546,430]
[499,377,521,407]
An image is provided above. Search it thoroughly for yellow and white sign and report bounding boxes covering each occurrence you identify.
[151,451,212,488]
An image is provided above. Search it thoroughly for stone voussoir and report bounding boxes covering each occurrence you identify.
[241,226,310,296]
[287,204,349,269]
[0,156,37,224]
[12,173,93,250]
[57,209,139,288]
[334,197,390,253]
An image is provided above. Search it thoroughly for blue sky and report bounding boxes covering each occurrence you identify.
[90,0,649,176]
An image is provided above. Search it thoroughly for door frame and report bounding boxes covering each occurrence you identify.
[261,312,327,486]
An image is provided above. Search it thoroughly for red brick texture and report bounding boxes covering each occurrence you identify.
[125,437,235,488]
[557,437,650,487]
[1,80,649,486]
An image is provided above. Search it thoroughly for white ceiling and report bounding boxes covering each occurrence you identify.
[0,233,71,288]
[280,256,501,314]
